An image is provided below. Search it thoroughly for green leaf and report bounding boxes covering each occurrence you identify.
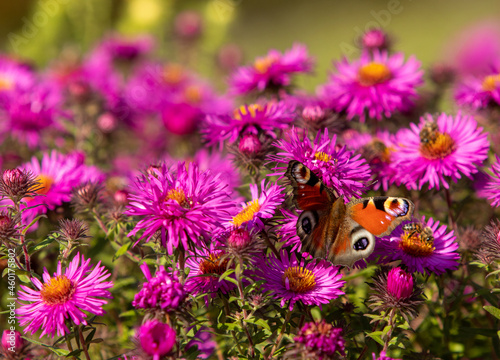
[30,237,55,253]
[484,306,500,320]
[119,310,137,318]
[366,331,384,346]
[23,337,71,356]
[85,328,96,343]
[114,241,132,259]
[22,214,47,235]
[245,318,271,331]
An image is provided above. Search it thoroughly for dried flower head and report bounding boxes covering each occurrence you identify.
[57,219,89,243]
[71,182,103,212]
[368,266,425,323]
[475,219,500,265]
[0,168,40,203]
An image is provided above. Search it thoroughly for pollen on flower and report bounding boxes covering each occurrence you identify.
[399,230,435,257]
[232,199,260,227]
[40,275,76,305]
[358,62,391,86]
[162,63,185,85]
[34,174,54,195]
[199,253,229,276]
[184,85,202,103]
[282,266,316,293]
[419,131,456,160]
[0,77,13,90]
[314,151,332,162]
[254,54,278,73]
[233,104,264,120]
[165,188,188,206]
[482,74,500,92]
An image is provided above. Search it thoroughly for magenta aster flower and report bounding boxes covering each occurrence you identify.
[256,251,345,310]
[360,29,391,52]
[375,216,460,275]
[228,179,285,230]
[132,263,186,311]
[185,246,235,303]
[294,320,345,360]
[17,151,103,226]
[343,129,402,191]
[136,320,176,360]
[318,50,423,122]
[393,113,489,190]
[455,63,500,109]
[229,43,314,94]
[372,351,400,360]
[95,33,154,62]
[203,101,295,147]
[387,267,414,299]
[17,253,113,338]
[0,57,35,100]
[269,127,372,199]
[276,208,302,251]
[126,161,234,254]
[1,83,62,148]
[484,155,500,207]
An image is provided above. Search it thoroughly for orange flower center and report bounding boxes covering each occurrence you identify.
[34,175,53,195]
[254,55,278,73]
[199,253,229,276]
[399,229,435,257]
[40,275,76,305]
[233,104,263,120]
[282,266,316,293]
[184,85,202,104]
[232,199,260,227]
[0,77,13,91]
[162,63,185,85]
[358,62,391,86]
[482,74,500,92]
[419,128,456,160]
[165,188,188,207]
[314,151,332,162]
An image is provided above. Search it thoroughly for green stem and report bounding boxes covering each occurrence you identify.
[267,308,292,359]
[382,309,397,353]
[235,256,255,358]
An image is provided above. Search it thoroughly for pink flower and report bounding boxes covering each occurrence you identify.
[137,320,176,360]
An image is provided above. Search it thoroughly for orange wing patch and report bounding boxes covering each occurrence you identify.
[348,197,413,237]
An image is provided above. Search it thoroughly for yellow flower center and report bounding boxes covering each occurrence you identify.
[358,62,391,86]
[0,77,13,91]
[419,124,456,160]
[282,266,316,293]
[482,74,500,92]
[162,63,184,85]
[184,85,202,104]
[399,229,435,257]
[232,199,260,227]
[233,104,263,120]
[34,175,53,195]
[40,275,76,305]
[165,188,188,206]
[254,55,278,73]
[199,253,229,276]
[314,151,332,162]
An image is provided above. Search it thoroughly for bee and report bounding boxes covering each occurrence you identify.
[362,139,389,165]
[403,222,434,244]
[419,121,439,145]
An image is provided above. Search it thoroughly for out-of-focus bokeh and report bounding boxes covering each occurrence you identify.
[1,0,500,91]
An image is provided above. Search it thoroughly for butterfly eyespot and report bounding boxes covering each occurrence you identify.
[353,238,369,251]
[302,217,312,234]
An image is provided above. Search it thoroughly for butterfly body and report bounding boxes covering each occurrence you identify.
[286,161,414,267]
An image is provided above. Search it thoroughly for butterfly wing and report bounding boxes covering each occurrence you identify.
[285,161,339,258]
[327,197,414,267]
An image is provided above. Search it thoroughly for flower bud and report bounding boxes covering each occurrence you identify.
[239,134,262,155]
[302,105,325,122]
[227,228,252,250]
[0,168,39,201]
[137,320,176,358]
[97,112,118,134]
[1,329,24,354]
[174,11,203,40]
[361,29,391,52]
[387,267,413,299]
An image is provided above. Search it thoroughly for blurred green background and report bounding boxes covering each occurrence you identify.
[1,0,500,91]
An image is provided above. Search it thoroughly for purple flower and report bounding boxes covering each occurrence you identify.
[269,127,372,199]
[0,57,35,100]
[16,151,103,227]
[126,161,234,254]
[294,320,345,359]
[136,320,176,360]
[17,253,113,338]
[1,83,62,148]
[132,263,186,311]
[229,43,314,94]
[483,155,500,207]
[360,29,391,52]
[96,33,154,62]
[455,63,500,109]
[203,101,295,147]
[1,329,25,355]
[393,112,489,190]
[375,216,460,275]
[318,50,423,122]
[276,208,302,251]
[372,351,400,360]
[229,179,285,230]
[185,247,235,303]
[185,327,217,359]
[255,251,345,310]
